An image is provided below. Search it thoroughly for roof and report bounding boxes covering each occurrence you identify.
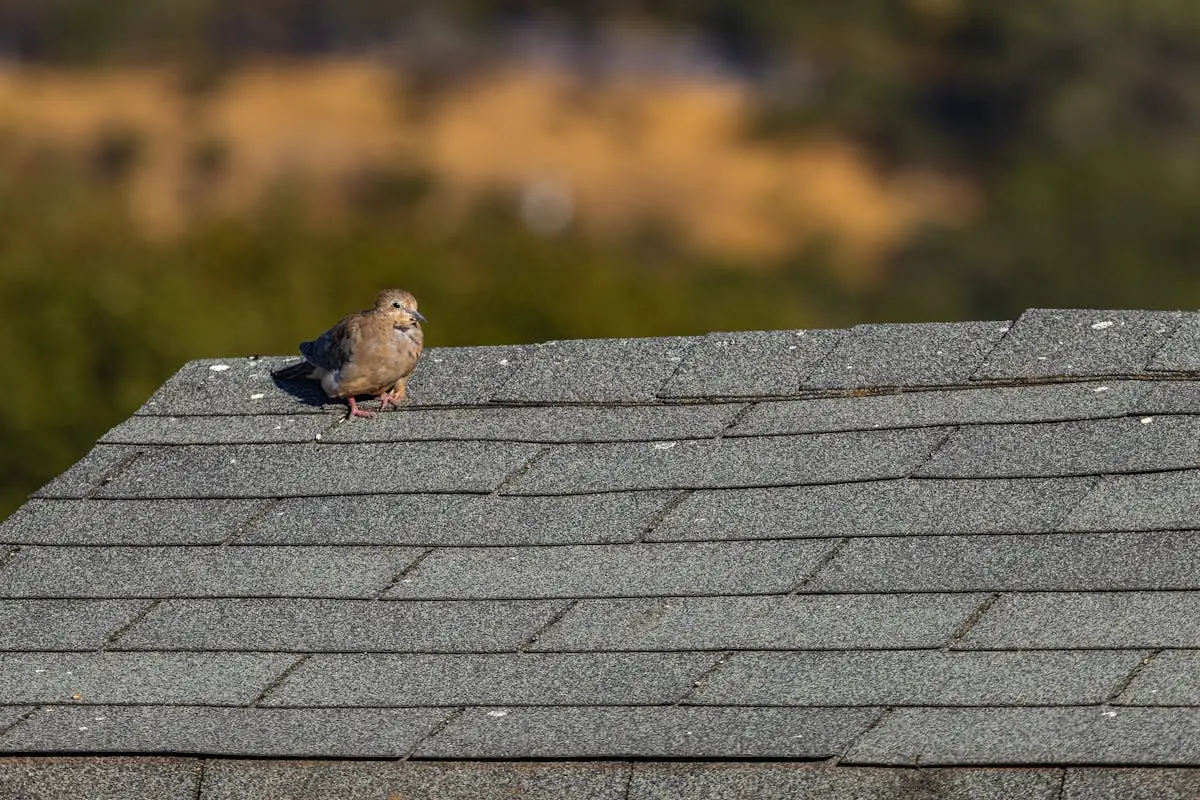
[3,306,1200,797]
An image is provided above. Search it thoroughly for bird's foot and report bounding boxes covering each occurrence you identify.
[347,397,375,419]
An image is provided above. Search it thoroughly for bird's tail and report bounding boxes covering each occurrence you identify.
[272,360,315,380]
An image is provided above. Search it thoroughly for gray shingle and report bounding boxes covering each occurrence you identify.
[403,344,531,406]
[917,417,1200,478]
[507,428,948,494]
[658,329,842,398]
[692,650,1140,706]
[1148,313,1200,371]
[1063,768,1200,800]
[0,708,32,732]
[1064,472,1200,532]
[115,599,566,652]
[139,357,333,416]
[1117,651,1200,706]
[1133,381,1200,414]
[100,415,333,445]
[733,382,1139,436]
[0,707,449,757]
[201,760,628,800]
[0,499,266,545]
[491,337,700,403]
[650,478,1090,542]
[630,764,1063,800]
[383,540,835,600]
[804,321,1011,389]
[0,600,149,651]
[531,593,982,651]
[238,492,676,546]
[94,441,540,498]
[0,757,199,800]
[0,652,291,704]
[0,546,419,599]
[261,653,715,706]
[806,532,1200,592]
[961,593,1200,650]
[415,706,879,758]
[322,403,743,444]
[31,445,142,499]
[974,309,1184,380]
[846,707,1200,765]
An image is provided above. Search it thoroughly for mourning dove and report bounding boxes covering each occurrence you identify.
[273,288,425,418]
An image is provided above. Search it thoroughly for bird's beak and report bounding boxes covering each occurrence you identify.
[411,309,427,324]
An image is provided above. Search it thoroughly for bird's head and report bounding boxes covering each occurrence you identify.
[375,288,425,328]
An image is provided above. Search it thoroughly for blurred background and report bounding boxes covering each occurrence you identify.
[3,0,1200,517]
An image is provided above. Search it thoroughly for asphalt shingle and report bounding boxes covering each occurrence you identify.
[649,478,1090,542]
[0,652,291,705]
[321,403,744,444]
[658,329,842,398]
[0,757,199,800]
[1133,380,1200,414]
[804,321,1012,388]
[974,309,1184,380]
[139,357,330,416]
[846,707,1200,765]
[0,546,419,599]
[0,600,150,651]
[960,592,1200,649]
[114,599,567,652]
[383,540,835,600]
[917,416,1200,478]
[806,532,1200,592]
[491,337,699,403]
[1063,768,1200,800]
[732,381,1138,436]
[0,707,450,757]
[261,653,716,707]
[415,706,879,758]
[94,441,541,498]
[237,492,677,546]
[200,760,628,800]
[100,415,333,445]
[0,499,266,545]
[1148,313,1200,371]
[531,594,982,651]
[31,445,142,499]
[507,428,948,494]
[629,764,1063,800]
[403,345,531,406]
[692,650,1140,706]
[1117,651,1200,706]
[1063,471,1200,532]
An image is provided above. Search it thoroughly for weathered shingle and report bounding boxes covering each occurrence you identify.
[0,498,266,545]
[0,758,199,800]
[1116,651,1200,705]
[658,329,841,398]
[0,600,150,651]
[1148,314,1200,372]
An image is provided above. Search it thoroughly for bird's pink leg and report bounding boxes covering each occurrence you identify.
[347,396,375,419]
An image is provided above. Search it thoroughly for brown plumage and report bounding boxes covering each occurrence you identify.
[273,288,425,418]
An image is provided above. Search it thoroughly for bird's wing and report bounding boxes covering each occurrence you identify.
[300,315,361,374]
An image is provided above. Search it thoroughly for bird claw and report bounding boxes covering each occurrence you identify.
[347,397,375,419]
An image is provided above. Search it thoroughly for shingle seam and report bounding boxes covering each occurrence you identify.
[249,655,309,707]
[1055,768,1068,800]
[192,758,205,800]
[911,426,957,475]
[221,499,280,546]
[100,600,162,650]
[491,446,551,495]
[372,548,436,599]
[943,593,1002,651]
[83,450,145,500]
[401,706,465,761]
[716,402,757,437]
[1106,648,1164,703]
[672,651,733,706]
[0,708,37,739]
[787,538,850,594]
[837,706,894,765]
[636,490,693,543]
[795,329,848,388]
[1049,475,1104,531]
[622,761,635,800]
[517,600,580,653]
[967,319,1018,383]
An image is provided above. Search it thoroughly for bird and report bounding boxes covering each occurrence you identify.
[272,288,425,418]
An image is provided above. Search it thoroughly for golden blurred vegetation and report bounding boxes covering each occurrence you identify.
[4,1,1200,517]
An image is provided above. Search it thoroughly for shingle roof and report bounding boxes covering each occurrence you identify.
[4,307,1200,797]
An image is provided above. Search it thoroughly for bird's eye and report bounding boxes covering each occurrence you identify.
[392,301,402,309]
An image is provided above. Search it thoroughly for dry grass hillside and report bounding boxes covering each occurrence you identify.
[0,59,972,281]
